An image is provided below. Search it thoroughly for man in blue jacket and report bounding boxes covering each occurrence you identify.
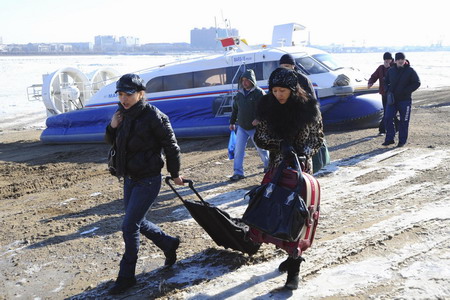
[383,52,420,147]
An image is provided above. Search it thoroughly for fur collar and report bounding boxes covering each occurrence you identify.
[258,92,320,140]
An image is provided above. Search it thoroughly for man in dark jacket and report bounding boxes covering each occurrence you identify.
[229,69,269,181]
[278,53,317,100]
[368,52,396,134]
[383,52,420,147]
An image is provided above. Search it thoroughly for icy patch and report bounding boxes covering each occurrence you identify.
[80,227,99,235]
[303,257,393,296]
[0,240,27,257]
[60,197,77,206]
[51,281,65,293]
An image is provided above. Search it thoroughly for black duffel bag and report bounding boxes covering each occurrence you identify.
[242,153,309,242]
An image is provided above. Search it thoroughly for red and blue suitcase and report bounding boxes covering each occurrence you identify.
[246,170,320,258]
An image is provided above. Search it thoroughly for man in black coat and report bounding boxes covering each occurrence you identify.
[383,52,421,147]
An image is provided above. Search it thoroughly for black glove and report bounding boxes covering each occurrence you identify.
[280,140,295,158]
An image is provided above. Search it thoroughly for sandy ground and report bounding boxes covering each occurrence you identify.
[0,88,449,300]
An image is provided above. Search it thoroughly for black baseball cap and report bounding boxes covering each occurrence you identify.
[115,73,146,94]
[395,52,406,60]
[383,52,393,60]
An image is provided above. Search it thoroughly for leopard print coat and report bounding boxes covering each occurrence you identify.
[254,93,324,174]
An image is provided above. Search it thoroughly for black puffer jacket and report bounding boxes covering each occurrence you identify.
[384,61,420,101]
[105,100,180,180]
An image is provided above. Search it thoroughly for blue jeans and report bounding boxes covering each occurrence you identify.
[233,126,269,176]
[119,175,176,278]
[385,100,412,145]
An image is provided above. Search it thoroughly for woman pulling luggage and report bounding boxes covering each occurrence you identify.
[105,74,184,295]
[254,67,324,289]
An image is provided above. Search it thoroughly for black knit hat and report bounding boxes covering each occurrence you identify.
[383,52,393,60]
[115,73,146,94]
[395,52,406,60]
[279,54,296,65]
[269,67,298,92]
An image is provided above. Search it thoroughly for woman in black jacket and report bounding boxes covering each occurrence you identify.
[105,74,184,295]
[255,67,323,290]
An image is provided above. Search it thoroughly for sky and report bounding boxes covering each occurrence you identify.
[0,0,448,47]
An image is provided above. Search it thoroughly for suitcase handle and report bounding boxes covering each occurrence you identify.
[165,176,208,206]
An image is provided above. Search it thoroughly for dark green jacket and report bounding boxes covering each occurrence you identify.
[230,69,265,130]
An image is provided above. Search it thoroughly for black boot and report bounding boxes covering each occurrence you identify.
[278,257,290,273]
[164,237,180,266]
[109,276,137,295]
[284,256,305,290]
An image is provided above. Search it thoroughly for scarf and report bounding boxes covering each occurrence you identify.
[115,99,147,177]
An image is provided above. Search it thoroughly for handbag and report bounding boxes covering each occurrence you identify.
[242,154,309,242]
[227,130,237,159]
[107,144,117,176]
[387,92,395,105]
[312,139,330,174]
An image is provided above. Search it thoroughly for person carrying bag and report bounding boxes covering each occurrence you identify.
[252,67,324,290]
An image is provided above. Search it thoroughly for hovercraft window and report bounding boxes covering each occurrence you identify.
[262,61,278,80]
[146,77,163,93]
[224,63,264,84]
[146,69,226,93]
[145,64,265,93]
[297,57,327,75]
[164,72,194,90]
[312,53,343,71]
[146,72,194,93]
[193,68,226,87]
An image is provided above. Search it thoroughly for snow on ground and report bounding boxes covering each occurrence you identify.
[162,147,450,299]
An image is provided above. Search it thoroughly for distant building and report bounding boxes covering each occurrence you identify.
[1,41,92,54]
[94,35,117,52]
[119,36,139,46]
[190,27,239,50]
[0,37,6,52]
[140,42,191,53]
[94,35,140,52]
[69,42,93,52]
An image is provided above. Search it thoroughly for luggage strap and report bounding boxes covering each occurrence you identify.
[165,176,209,206]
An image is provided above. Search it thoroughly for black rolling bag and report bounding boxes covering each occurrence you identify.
[165,177,260,255]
